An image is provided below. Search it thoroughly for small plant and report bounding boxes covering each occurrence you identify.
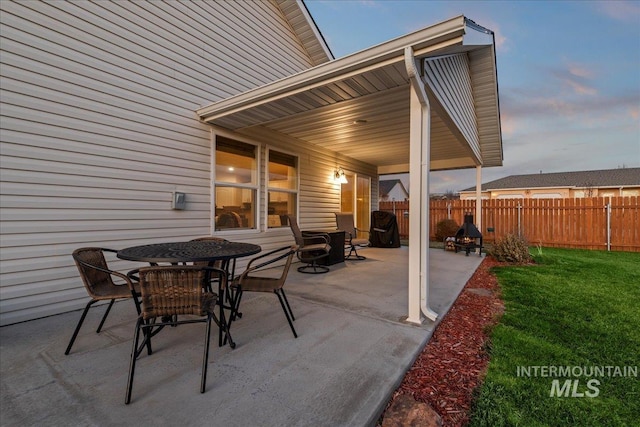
[536,240,543,256]
[435,218,459,242]
[491,233,532,263]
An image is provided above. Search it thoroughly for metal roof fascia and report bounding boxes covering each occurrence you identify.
[196,15,467,122]
[298,0,334,60]
[463,19,504,164]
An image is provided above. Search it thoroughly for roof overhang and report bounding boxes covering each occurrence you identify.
[196,15,503,173]
[273,0,333,65]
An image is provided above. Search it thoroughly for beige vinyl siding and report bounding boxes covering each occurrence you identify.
[469,48,503,167]
[423,54,481,163]
[0,0,320,325]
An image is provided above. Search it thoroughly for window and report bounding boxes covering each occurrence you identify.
[267,149,298,228]
[340,172,371,236]
[214,137,257,231]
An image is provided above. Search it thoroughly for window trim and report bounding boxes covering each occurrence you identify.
[265,145,299,231]
[212,134,260,233]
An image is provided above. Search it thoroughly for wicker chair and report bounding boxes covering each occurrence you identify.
[65,247,140,355]
[229,246,298,338]
[335,212,370,260]
[285,214,331,274]
[125,265,233,404]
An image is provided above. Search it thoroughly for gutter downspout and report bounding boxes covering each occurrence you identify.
[476,165,482,253]
[405,47,438,323]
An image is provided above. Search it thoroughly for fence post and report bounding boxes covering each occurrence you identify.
[605,202,611,251]
[517,203,522,236]
[447,202,451,220]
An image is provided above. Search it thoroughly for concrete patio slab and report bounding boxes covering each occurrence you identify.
[1,247,483,427]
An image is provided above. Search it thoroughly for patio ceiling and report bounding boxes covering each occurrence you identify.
[196,15,502,174]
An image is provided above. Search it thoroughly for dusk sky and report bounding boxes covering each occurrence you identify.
[305,0,640,193]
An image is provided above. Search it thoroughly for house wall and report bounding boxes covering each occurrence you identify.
[460,186,640,200]
[0,1,376,325]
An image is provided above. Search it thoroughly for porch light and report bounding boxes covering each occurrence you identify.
[334,167,348,184]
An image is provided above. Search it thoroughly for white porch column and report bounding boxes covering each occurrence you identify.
[405,48,437,324]
[475,165,482,232]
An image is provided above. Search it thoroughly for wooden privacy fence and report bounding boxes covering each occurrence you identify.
[378,196,640,252]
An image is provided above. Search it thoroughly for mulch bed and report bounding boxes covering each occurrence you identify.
[380,255,505,426]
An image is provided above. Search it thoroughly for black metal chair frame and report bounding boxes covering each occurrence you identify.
[228,246,298,339]
[125,265,233,404]
[335,212,370,260]
[65,248,140,355]
[285,214,331,274]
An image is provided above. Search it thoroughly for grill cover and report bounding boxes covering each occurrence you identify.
[369,211,401,248]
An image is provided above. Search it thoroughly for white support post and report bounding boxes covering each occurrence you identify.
[407,79,423,324]
[405,47,437,324]
[475,165,482,253]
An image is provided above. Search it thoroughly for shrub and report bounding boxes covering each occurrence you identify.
[491,233,532,263]
[435,219,460,242]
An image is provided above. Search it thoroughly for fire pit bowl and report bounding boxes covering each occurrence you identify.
[453,213,483,256]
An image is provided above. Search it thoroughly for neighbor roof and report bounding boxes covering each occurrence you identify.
[462,168,640,192]
[379,179,407,196]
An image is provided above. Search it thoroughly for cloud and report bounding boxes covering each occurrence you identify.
[551,63,598,96]
[480,20,508,52]
[502,88,639,122]
[595,0,640,23]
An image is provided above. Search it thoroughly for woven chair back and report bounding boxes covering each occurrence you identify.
[137,266,215,320]
[72,247,116,297]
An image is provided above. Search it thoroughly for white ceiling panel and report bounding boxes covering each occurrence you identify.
[197,15,502,173]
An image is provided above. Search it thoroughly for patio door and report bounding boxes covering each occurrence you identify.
[341,173,371,237]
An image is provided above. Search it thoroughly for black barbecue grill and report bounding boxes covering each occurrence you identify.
[453,213,483,256]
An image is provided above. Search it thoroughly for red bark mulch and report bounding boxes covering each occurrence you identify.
[381,255,505,426]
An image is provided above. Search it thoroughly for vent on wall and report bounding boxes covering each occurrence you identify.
[172,192,186,210]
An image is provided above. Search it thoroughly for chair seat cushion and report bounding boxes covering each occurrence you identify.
[351,238,369,246]
[299,243,330,253]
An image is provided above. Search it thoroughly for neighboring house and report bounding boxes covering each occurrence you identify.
[379,179,409,201]
[459,168,640,200]
[1,1,502,325]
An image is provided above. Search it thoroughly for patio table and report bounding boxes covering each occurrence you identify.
[117,240,261,346]
[117,240,261,265]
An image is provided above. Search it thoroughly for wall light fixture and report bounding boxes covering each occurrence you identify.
[334,167,348,184]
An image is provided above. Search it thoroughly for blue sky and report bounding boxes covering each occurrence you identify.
[305,0,640,193]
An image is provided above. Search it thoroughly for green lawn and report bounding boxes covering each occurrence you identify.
[469,248,640,427]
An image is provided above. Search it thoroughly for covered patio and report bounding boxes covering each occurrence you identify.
[197,15,502,324]
[1,248,483,426]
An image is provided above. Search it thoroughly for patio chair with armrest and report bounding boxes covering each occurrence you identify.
[228,245,298,338]
[285,214,331,274]
[125,265,233,404]
[335,212,370,260]
[65,247,141,355]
